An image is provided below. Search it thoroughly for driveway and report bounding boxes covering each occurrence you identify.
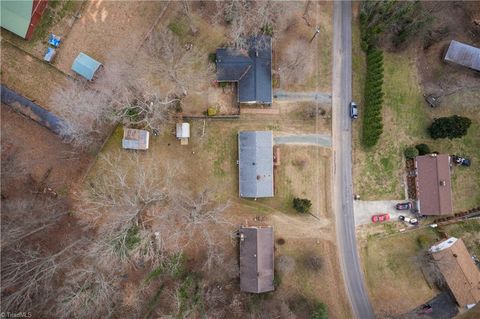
[396,291,458,319]
[354,200,406,226]
[331,2,376,318]
[274,134,332,147]
[273,89,332,103]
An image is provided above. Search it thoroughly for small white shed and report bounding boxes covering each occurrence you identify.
[176,123,190,145]
[122,128,149,150]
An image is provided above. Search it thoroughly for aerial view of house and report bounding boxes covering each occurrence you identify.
[1,1,479,319]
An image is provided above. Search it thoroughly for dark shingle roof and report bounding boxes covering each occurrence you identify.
[239,226,274,293]
[444,40,480,72]
[238,131,274,198]
[216,36,272,104]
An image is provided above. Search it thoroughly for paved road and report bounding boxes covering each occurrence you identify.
[274,134,332,147]
[331,2,376,319]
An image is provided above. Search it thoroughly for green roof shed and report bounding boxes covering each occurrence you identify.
[1,0,33,38]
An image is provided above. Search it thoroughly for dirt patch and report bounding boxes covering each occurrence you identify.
[1,105,91,193]
[53,1,164,76]
[0,40,70,111]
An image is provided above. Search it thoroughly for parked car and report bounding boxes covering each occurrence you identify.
[396,202,412,210]
[350,101,358,119]
[452,155,471,167]
[400,216,418,225]
[372,213,390,223]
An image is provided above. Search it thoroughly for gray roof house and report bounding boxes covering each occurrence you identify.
[239,226,274,293]
[444,40,480,72]
[238,131,274,198]
[216,36,272,104]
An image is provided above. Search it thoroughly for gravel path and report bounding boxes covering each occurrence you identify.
[273,89,332,103]
[274,134,332,147]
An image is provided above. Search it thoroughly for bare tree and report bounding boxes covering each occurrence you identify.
[1,241,78,312]
[279,38,313,85]
[217,0,279,48]
[112,88,179,133]
[147,28,214,96]
[1,197,69,248]
[50,81,111,148]
[56,266,120,319]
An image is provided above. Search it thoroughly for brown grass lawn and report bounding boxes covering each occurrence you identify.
[352,12,480,210]
[360,219,480,317]
[90,109,349,317]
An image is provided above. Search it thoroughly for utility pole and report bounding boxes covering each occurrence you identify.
[310,26,321,43]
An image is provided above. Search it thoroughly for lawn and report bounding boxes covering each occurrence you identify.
[84,116,348,317]
[361,219,480,317]
[352,16,480,210]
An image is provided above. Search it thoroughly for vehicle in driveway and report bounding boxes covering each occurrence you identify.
[372,213,390,223]
[349,101,358,119]
[396,202,412,210]
[399,215,418,225]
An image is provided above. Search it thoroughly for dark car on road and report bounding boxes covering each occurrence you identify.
[396,202,412,210]
[350,101,358,119]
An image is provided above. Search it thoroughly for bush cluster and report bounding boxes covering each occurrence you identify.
[428,115,472,140]
[404,146,419,159]
[293,198,312,214]
[415,143,431,155]
[361,47,384,148]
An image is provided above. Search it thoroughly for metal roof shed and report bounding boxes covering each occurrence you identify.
[444,40,480,72]
[176,123,190,138]
[239,226,274,294]
[1,0,47,40]
[71,52,102,81]
[122,128,149,150]
[238,131,274,198]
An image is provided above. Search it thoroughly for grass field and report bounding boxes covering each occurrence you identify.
[361,219,480,317]
[352,17,480,210]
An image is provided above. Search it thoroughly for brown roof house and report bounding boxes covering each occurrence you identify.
[122,128,149,150]
[415,154,453,215]
[239,226,274,293]
[430,237,480,308]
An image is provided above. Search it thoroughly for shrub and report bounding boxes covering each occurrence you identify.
[428,115,472,139]
[208,53,217,63]
[261,24,274,36]
[207,107,217,116]
[415,143,431,155]
[404,146,419,159]
[361,47,384,148]
[293,198,312,214]
[311,302,329,319]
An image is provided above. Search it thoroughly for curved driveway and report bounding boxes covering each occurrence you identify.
[332,2,375,318]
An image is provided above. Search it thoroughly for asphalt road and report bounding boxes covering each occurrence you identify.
[332,2,376,319]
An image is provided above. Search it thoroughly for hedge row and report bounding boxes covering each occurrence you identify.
[361,47,384,148]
